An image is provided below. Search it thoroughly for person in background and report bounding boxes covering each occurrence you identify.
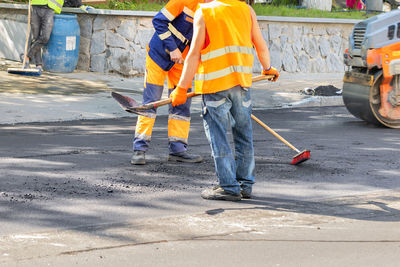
[171,0,279,201]
[346,0,365,9]
[63,0,95,12]
[131,0,204,165]
[24,0,64,71]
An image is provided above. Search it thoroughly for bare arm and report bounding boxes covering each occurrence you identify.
[177,8,206,89]
[249,6,270,71]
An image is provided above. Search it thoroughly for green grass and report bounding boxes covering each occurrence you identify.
[91,0,163,11]
[91,1,374,19]
[1,0,375,19]
[252,4,374,19]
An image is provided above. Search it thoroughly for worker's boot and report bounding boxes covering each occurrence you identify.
[240,184,252,199]
[131,150,146,165]
[201,186,241,201]
[168,151,203,163]
[240,190,252,199]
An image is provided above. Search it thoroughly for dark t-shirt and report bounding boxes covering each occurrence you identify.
[63,0,82,7]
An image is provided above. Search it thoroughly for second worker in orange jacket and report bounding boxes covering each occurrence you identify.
[131,0,204,165]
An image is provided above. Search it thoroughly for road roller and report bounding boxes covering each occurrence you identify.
[343,9,400,128]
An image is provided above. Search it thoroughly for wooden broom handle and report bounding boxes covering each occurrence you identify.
[250,114,300,153]
[22,0,32,67]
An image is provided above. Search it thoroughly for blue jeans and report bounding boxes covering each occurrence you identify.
[201,85,255,195]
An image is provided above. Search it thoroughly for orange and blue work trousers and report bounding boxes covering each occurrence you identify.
[133,54,192,154]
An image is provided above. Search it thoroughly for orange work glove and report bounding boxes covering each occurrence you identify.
[261,66,279,82]
[171,86,188,106]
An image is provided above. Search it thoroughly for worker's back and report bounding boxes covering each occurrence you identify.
[195,0,254,94]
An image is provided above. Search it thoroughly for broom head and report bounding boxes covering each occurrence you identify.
[7,67,41,76]
[291,149,310,165]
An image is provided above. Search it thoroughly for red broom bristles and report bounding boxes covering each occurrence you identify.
[291,150,310,165]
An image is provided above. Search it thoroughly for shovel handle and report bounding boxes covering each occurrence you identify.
[136,74,275,110]
[136,91,199,111]
[253,74,275,82]
[153,91,199,108]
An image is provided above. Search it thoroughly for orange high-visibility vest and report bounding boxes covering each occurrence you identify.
[195,0,254,94]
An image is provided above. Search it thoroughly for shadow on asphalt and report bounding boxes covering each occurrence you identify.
[1,106,400,240]
[205,195,400,222]
[1,71,108,95]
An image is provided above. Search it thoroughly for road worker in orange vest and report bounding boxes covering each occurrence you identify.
[131,0,204,165]
[171,0,279,200]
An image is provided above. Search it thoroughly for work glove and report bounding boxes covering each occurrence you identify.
[80,5,95,13]
[261,66,279,82]
[170,86,188,106]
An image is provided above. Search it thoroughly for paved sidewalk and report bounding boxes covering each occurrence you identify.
[0,58,344,125]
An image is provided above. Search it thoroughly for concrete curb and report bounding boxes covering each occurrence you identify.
[0,67,346,125]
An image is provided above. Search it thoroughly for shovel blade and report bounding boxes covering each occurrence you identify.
[111,91,149,116]
[111,91,139,110]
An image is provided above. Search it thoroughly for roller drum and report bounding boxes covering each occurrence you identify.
[343,70,400,128]
[342,70,381,126]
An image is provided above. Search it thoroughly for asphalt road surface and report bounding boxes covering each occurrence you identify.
[1,106,400,266]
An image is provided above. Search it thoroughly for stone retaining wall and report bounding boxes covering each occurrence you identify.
[0,4,361,75]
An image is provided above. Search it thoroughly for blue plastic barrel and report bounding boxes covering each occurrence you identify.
[42,14,80,73]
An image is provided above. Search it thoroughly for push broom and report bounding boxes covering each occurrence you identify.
[111,74,311,165]
[7,0,41,76]
[250,114,310,165]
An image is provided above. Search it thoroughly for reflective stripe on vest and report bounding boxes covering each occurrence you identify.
[49,0,62,9]
[201,45,254,62]
[195,65,253,82]
[46,0,63,13]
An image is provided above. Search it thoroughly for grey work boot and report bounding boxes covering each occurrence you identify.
[168,151,203,163]
[240,190,252,199]
[131,150,146,165]
[201,186,241,201]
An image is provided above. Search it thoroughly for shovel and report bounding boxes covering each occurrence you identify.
[112,74,310,165]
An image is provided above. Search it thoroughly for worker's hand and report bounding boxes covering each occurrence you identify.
[170,86,188,106]
[261,66,279,82]
[80,5,94,13]
[169,48,184,64]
